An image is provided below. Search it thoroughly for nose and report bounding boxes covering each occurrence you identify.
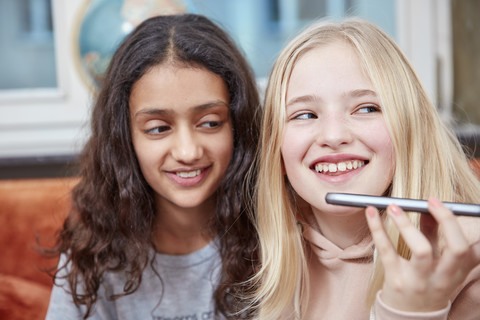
[171,127,203,163]
[315,112,353,149]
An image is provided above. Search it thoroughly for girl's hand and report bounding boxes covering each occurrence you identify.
[365,197,480,312]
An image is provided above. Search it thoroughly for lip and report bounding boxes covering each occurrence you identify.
[166,165,211,187]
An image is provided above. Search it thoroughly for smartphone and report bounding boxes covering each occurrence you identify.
[325,193,480,217]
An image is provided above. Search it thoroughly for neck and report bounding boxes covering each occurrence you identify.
[152,197,215,255]
[309,207,369,249]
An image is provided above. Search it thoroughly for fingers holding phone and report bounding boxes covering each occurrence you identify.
[365,199,480,313]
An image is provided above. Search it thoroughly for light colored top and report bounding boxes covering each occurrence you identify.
[45,240,223,320]
[302,222,480,320]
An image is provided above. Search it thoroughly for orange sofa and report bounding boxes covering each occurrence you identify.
[0,160,479,320]
[0,177,79,320]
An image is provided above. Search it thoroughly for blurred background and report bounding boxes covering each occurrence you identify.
[0,0,479,179]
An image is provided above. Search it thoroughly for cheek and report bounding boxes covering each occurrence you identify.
[131,137,145,167]
[214,129,234,168]
[134,143,156,175]
[368,123,396,180]
[281,127,311,170]
[131,134,163,174]
[362,120,393,154]
[375,125,394,162]
[220,142,233,167]
[131,130,149,163]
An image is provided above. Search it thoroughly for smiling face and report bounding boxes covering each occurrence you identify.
[281,40,395,218]
[130,64,233,213]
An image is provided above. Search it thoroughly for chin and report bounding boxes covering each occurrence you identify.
[312,201,364,217]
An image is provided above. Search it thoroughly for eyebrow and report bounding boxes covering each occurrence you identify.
[286,94,321,108]
[133,100,229,119]
[348,89,377,98]
[286,89,377,107]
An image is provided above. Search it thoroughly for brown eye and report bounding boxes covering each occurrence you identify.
[200,121,222,128]
[145,125,170,134]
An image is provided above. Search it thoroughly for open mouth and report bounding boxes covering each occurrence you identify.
[313,160,367,175]
[175,169,202,178]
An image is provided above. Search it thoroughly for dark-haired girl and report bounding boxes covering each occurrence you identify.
[46,14,260,320]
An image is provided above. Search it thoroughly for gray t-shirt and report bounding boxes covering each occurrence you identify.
[45,240,223,320]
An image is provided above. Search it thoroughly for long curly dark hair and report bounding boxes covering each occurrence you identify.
[51,14,260,318]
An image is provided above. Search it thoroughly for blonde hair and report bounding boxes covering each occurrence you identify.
[248,18,480,319]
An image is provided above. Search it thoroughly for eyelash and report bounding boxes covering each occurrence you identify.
[290,104,381,120]
[145,126,170,135]
[356,105,381,114]
[144,121,223,135]
[292,112,317,120]
[201,121,222,128]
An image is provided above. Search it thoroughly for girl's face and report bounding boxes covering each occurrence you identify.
[130,64,233,212]
[281,41,395,217]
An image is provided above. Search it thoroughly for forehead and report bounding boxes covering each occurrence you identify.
[129,64,229,114]
[286,41,373,99]
[293,40,361,77]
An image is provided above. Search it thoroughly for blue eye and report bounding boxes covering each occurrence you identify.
[294,112,317,120]
[356,105,380,114]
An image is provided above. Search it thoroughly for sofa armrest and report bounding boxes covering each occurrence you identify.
[0,177,79,287]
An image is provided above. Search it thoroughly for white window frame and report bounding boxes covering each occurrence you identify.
[395,0,453,122]
[0,0,453,159]
[0,0,91,159]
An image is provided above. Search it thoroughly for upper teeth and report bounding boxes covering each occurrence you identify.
[177,170,201,178]
[315,160,365,173]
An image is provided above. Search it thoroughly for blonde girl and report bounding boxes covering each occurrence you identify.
[249,18,480,319]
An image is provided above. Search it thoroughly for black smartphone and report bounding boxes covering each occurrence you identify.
[325,193,480,217]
